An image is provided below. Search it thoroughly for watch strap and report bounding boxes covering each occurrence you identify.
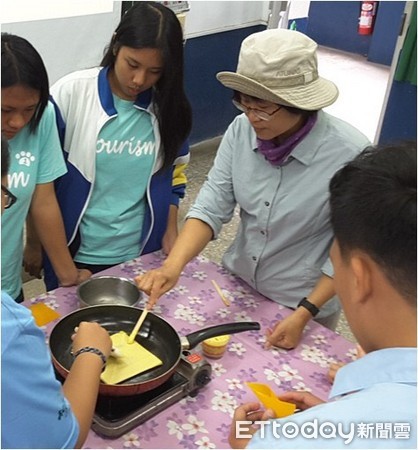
[297,297,320,317]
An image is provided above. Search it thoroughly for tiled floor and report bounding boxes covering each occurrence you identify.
[24,46,390,343]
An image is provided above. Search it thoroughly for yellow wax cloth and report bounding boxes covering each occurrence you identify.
[246,382,296,418]
[101,331,163,385]
[29,303,60,326]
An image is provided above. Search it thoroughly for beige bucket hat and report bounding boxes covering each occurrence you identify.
[217,29,338,111]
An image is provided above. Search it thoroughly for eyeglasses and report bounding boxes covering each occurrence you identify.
[1,185,17,209]
[232,100,282,121]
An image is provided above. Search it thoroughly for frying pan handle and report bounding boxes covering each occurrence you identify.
[183,321,260,350]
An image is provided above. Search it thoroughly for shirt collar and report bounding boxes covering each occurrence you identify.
[289,110,326,165]
[330,347,417,400]
[98,66,153,114]
[252,110,326,166]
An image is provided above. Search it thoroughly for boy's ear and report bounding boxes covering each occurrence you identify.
[350,253,372,305]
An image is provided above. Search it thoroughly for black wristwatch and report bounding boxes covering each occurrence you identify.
[297,297,320,317]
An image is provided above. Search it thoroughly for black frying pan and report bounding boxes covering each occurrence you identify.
[49,305,260,396]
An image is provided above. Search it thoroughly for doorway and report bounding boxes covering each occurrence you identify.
[318,46,390,142]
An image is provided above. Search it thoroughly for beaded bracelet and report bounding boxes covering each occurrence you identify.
[72,346,107,366]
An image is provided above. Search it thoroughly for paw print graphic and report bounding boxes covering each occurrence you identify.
[16,151,36,167]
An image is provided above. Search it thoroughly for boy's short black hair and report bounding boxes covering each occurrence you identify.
[329,141,417,303]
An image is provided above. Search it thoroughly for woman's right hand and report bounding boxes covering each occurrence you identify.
[135,264,182,309]
[71,321,112,359]
[265,309,310,350]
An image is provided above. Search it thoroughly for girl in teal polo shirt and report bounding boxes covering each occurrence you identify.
[1,33,90,302]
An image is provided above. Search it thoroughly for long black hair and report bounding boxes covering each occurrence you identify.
[101,2,192,171]
[1,135,10,177]
[1,33,50,133]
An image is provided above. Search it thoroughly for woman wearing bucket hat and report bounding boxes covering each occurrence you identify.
[136,29,370,349]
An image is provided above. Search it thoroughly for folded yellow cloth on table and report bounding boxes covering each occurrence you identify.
[101,331,163,385]
[29,303,60,326]
[246,382,296,417]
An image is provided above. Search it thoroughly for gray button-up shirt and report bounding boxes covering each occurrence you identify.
[187,111,370,317]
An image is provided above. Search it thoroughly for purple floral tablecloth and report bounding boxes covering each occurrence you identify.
[29,251,356,449]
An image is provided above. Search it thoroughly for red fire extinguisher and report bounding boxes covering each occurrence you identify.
[358,1,378,35]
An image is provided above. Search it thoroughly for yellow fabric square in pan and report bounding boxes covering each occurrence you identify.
[101,331,163,385]
[29,303,61,326]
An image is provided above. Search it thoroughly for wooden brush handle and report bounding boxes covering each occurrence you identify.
[128,308,149,344]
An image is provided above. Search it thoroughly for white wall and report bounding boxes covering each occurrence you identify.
[1,1,122,84]
[1,0,115,23]
[185,1,270,38]
[1,1,269,84]
[288,1,310,20]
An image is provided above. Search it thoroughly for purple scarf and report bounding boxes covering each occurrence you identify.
[257,113,318,166]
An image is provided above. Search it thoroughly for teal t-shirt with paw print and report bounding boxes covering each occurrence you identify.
[1,102,67,300]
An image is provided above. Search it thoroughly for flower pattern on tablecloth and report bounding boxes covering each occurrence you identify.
[211,389,238,415]
[167,413,212,448]
[228,341,247,358]
[35,251,356,450]
[277,364,303,382]
[174,304,206,325]
[292,381,313,392]
[195,435,216,449]
[192,271,208,281]
[215,307,232,319]
[225,378,248,401]
[188,295,203,305]
[182,415,208,435]
[180,392,211,416]
[122,432,140,448]
[136,419,159,441]
[215,422,231,446]
[346,346,360,360]
[233,311,253,322]
[309,370,332,392]
[299,344,332,367]
[226,377,243,391]
[264,366,282,387]
[167,416,185,439]
[212,363,227,377]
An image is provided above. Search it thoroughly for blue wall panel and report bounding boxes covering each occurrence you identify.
[368,1,405,65]
[307,1,371,56]
[306,1,404,66]
[184,25,265,145]
[379,81,417,144]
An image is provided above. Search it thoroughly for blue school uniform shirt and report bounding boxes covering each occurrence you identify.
[247,348,417,448]
[1,291,79,448]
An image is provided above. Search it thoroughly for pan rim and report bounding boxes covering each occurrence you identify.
[49,305,182,388]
